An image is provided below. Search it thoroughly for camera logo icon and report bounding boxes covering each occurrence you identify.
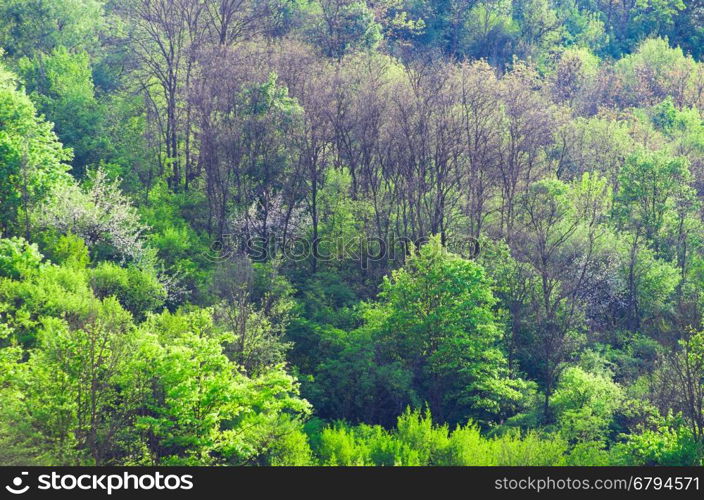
[5,472,30,495]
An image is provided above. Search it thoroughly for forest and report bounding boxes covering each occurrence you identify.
[2,0,704,467]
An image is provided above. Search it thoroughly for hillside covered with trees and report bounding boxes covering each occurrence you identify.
[3,0,704,466]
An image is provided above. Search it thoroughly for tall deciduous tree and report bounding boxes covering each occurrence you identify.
[0,62,71,239]
[511,174,611,419]
[370,236,525,425]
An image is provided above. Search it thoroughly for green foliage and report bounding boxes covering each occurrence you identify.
[140,184,212,304]
[39,233,90,269]
[0,237,43,279]
[613,415,701,466]
[0,268,312,465]
[18,46,105,174]
[305,0,382,59]
[90,262,166,320]
[0,0,104,57]
[129,309,311,465]
[557,117,634,179]
[615,149,694,242]
[551,367,624,444]
[614,38,699,106]
[462,2,519,66]
[5,0,704,468]
[367,236,526,425]
[313,409,569,466]
[0,60,71,236]
[551,47,600,105]
[263,427,314,466]
[0,261,97,345]
[0,295,135,465]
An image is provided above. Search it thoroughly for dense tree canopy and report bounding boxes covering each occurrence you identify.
[4,0,704,466]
